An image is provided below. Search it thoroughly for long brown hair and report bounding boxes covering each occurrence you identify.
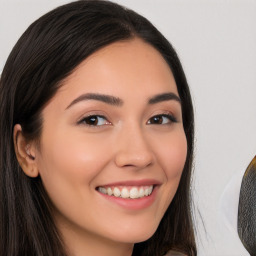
[0,1,196,255]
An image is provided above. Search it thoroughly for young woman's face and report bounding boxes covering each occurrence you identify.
[35,38,187,251]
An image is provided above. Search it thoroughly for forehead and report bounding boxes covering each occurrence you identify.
[48,38,178,108]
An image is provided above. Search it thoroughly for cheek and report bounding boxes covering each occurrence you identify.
[36,130,111,207]
[141,128,187,222]
[156,130,187,179]
[154,129,187,207]
[39,129,110,174]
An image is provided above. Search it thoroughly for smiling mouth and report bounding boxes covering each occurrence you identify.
[96,185,154,199]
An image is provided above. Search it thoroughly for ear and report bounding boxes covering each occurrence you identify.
[13,124,39,178]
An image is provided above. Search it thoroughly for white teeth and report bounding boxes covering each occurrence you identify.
[139,187,145,198]
[113,187,121,197]
[148,186,153,195]
[130,187,139,199]
[98,187,107,194]
[98,185,154,199]
[107,187,112,196]
[121,187,129,198]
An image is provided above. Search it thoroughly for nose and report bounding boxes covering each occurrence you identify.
[114,125,154,169]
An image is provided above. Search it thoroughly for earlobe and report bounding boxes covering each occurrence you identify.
[13,124,39,178]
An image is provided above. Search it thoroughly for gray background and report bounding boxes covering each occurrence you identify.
[1,0,256,255]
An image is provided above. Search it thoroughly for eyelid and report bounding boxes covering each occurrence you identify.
[76,109,109,122]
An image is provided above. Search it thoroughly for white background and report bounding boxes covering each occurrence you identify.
[1,0,256,255]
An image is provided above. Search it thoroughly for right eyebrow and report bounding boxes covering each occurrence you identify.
[65,93,124,110]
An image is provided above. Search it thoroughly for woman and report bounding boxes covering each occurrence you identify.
[0,1,196,255]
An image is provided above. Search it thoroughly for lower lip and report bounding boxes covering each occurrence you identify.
[97,186,158,210]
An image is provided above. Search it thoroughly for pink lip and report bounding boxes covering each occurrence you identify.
[97,179,161,187]
[96,183,160,210]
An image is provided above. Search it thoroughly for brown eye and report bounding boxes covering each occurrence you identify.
[147,114,177,125]
[79,115,110,126]
[85,116,98,125]
[150,116,163,124]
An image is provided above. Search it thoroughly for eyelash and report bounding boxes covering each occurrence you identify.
[78,113,177,127]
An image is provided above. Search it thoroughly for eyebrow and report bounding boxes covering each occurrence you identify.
[66,93,123,109]
[66,92,181,110]
[148,92,181,104]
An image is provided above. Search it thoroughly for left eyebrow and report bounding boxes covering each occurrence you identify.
[65,93,123,109]
[148,92,181,104]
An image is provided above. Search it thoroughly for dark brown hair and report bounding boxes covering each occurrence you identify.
[0,1,196,255]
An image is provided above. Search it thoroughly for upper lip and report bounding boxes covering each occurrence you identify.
[97,179,162,187]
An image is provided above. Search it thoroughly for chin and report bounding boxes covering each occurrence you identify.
[107,222,159,244]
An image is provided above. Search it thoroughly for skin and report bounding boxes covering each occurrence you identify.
[14,38,187,256]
